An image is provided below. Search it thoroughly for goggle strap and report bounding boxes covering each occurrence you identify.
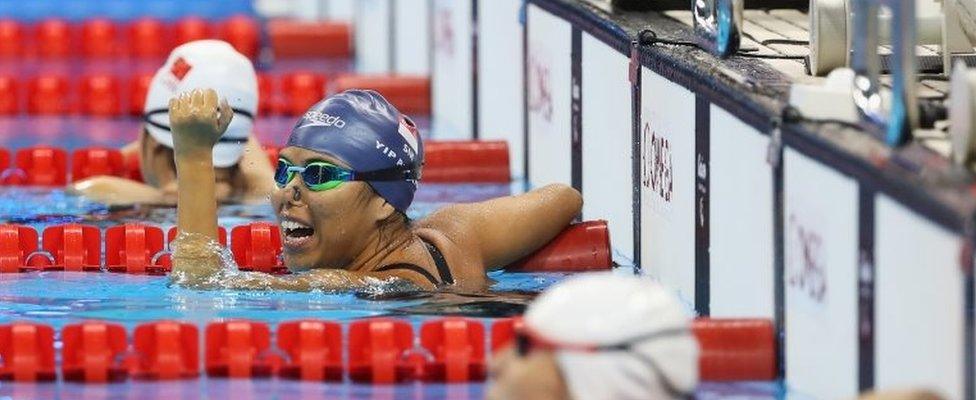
[142,107,255,144]
[351,166,420,182]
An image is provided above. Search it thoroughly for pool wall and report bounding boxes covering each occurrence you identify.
[353,0,976,398]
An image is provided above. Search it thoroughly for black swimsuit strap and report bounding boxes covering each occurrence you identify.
[373,238,455,287]
[422,238,455,285]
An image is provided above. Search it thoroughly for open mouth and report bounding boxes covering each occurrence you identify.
[281,220,315,239]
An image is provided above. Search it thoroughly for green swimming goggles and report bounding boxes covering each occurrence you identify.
[274,158,420,191]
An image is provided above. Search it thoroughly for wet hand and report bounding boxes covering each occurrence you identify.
[168,88,233,157]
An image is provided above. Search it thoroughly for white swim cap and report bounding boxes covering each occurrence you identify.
[524,273,699,400]
[143,40,258,168]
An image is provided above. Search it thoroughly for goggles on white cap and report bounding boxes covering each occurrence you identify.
[142,39,258,168]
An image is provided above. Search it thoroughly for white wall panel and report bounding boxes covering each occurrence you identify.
[354,0,392,73]
[640,68,696,304]
[431,0,474,139]
[581,33,633,261]
[393,0,430,75]
[326,0,355,20]
[477,0,524,178]
[708,106,774,318]
[875,195,964,399]
[783,148,859,399]
[526,4,571,186]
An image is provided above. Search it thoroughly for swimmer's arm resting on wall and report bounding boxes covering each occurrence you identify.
[419,183,583,270]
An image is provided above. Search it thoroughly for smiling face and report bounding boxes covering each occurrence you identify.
[270,146,395,271]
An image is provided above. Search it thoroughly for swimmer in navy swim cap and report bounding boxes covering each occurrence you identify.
[167,88,582,291]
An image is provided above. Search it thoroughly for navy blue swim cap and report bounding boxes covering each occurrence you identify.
[286,90,423,213]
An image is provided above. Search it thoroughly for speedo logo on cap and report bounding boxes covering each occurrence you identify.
[298,110,347,129]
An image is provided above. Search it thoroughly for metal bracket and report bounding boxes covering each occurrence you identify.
[693,0,743,58]
[850,0,918,146]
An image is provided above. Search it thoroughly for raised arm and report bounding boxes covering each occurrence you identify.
[420,183,583,269]
[168,88,232,284]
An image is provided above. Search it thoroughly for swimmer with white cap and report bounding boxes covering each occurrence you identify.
[488,273,699,400]
[165,87,582,291]
[70,40,274,204]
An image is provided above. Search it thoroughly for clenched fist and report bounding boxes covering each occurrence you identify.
[168,88,233,157]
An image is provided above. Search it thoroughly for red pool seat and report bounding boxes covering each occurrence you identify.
[281,72,326,116]
[205,320,278,378]
[35,18,73,58]
[71,147,126,181]
[0,19,23,58]
[174,17,212,46]
[692,318,777,382]
[0,75,19,115]
[81,18,118,58]
[78,74,122,117]
[490,317,524,353]
[8,146,68,186]
[231,222,286,274]
[167,226,228,247]
[0,148,10,171]
[219,15,259,60]
[347,318,415,384]
[0,322,56,381]
[276,320,343,381]
[27,75,71,115]
[61,321,128,383]
[128,72,154,117]
[268,20,351,58]
[333,75,430,115]
[0,225,51,273]
[42,224,101,272]
[105,224,168,274]
[128,17,170,59]
[131,321,199,380]
[424,141,511,183]
[506,220,613,272]
[420,318,486,382]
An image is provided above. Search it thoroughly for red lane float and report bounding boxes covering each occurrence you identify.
[42,224,101,272]
[128,18,170,59]
[132,321,200,380]
[81,18,117,58]
[268,20,351,58]
[79,75,122,117]
[61,322,128,382]
[507,220,612,272]
[231,222,286,274]
[219,15,260,60]
[35,18,73,58]
[174,17,212,46]
[8,146,68,186]
[693,318,777,382]
[277,320,343,381]
[420,317,486,382]
[28,75,70,115]
[205,320,278,378]
[0,225,52,273]
[0,322,56,381]
[0,20,23,58]
[489,317,524,352]
[168,226,228,247]
[333,75,430,115]
[281,72,326,116]
[105,224,168,274]
[0,75,19,115]
[424,141,510,183]
[347,318,415,384]
[71,147,126,182]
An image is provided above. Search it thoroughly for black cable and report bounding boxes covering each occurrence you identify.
[760,38,809,46]
[738,53,808,60]
[637,28,807,60]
